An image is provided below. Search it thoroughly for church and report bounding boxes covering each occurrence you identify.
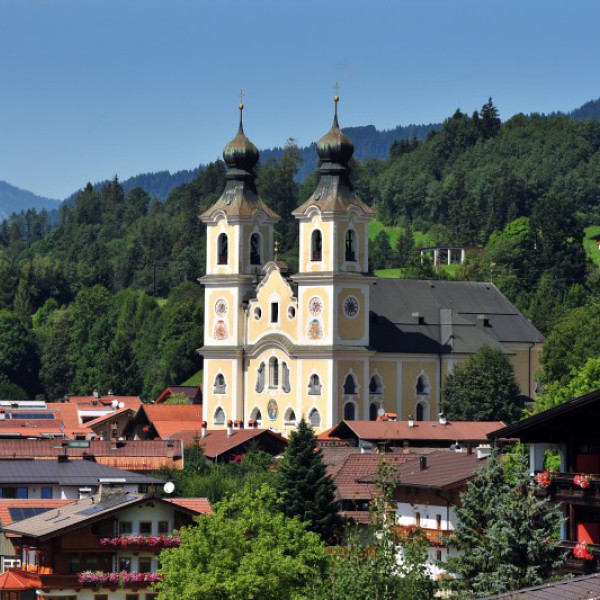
[199,97,544,435]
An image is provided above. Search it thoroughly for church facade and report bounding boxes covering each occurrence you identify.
[200,99,544,435]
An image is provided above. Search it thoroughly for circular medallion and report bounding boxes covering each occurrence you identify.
[308,296,323,316]
[343,296,360,319]
[267,399,278,421]
[214,298,228,316]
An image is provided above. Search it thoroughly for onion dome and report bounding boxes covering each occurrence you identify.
[316,95,354,165]
[222,102,259,172]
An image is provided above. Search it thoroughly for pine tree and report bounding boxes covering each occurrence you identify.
[276,417,338,541]
[445,452,564,598]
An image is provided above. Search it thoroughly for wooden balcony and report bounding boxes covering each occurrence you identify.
[38,573,154,590]
[559,541,600,575]
[537,473,600,505]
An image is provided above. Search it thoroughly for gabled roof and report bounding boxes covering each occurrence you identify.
[84,407,136,429]
[138,405,204,439]
[4,493,209,540]
[0,459,162,486]
[369,279,544,354]
[488,388,600,443]
[165,498,213,514]
[0,499,74,530]
[323,420,506,443]
[0,403,86,439]
[64,396,142,410]
[0,569,41,591]
[175,428,287,460]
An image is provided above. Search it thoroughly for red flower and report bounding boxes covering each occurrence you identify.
[574,474,593,489]
[535,470,556,488]
[574,542,595,561]
[231,454,243,465]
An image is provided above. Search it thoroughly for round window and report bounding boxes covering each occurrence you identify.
[287,306,296,319]
[254,307,262,320]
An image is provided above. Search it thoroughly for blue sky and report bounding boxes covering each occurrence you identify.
[1,0,599,199]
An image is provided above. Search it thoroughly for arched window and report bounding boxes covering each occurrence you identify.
[369,402,380,421]
[284,407,297,425]
[416,373,431,396]
[255,362,265,393]
[416,400,430,421]
[217,233,228,265]
[345,229,357,262]
[369,374,383,395]
[250,232,262,265]
[213,373,226,394]
[269,357,279,388]
[308,408,321,427]
[308,374,322,395]
[250,407,262,424]
[343,402,356,421]
[282,362,291,393]
[343,373,358,395]
[213,407,225,426]
[311,230,322,261]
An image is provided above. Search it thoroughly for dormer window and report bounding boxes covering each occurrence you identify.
[311,230,322,262]
[217,233,228,265]
[345,229,357,262]
[250,233,262,265]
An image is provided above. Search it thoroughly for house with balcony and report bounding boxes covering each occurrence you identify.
[488,388,600,574]
[0,489,211,599]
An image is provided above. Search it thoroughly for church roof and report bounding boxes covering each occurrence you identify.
[201,103,279,222]
[293,96,373,218]
[369,279,543,354]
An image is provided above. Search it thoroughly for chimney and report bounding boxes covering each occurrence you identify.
[419,456,427,471]
[248,419,258,428]
[411,312,424,324]
[201,421,207,439]
[227,420,233,437]
[234,419,244,429]
[403,440,410,455]
[438,412,447,426]
[408,415,415,428]
[477,314,490,327]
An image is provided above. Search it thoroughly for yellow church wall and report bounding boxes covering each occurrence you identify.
[336,359,367,421]
[206,219,241,276]
[204,288,236,346]
[299,217,335,273]
[400,360,438,421]
[337,288,366,340]
[247,269,298,344]
[503,343,543,398]
[297,358,331,433]
[203,358,235,428]
[369,360,398,416]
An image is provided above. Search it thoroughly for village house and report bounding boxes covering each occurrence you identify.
[0,490,211,600]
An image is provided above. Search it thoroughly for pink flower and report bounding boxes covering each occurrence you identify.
[574,474,593,489]
[535,470,555,488]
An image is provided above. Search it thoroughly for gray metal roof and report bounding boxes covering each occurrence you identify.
[369,279,543,354]
[482,573,600,599]
[0,459,162,485]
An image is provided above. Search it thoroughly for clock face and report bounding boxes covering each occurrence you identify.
[343,296,360,319]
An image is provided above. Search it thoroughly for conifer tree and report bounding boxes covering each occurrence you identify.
[445,452,564,598]
[276,417,338,541]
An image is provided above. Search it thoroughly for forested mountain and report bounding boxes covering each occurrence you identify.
[0,98,599,403]
[565,97,600,121]
[0,181,59,221]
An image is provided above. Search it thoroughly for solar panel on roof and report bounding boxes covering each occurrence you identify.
[78,494,137,515]
[7,413,55,420]
[8,507,55,522]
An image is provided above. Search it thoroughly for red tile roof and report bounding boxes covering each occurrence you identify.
[64,396,142,410]
[175,428,287,459]
[323,420,506,442]
[140,405,204,438]
[0,569,42,590]
[166,498,213,514]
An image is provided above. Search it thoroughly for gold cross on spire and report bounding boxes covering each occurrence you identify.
[333,82,340,102]
[238,89,245,110]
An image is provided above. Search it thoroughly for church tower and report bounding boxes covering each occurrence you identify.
[200,101,279,428]
[292,94,374,425]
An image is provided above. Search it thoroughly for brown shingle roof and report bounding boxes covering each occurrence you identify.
[324,420,506,443]
[166,498,212,514]
[175,428,288,460]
